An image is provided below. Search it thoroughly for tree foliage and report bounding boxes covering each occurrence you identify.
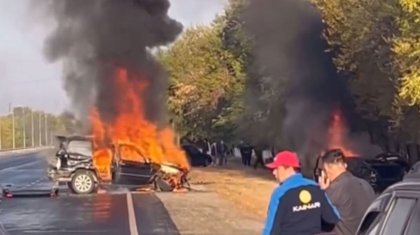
[159,24,245,141]
[0,107,81,150]
[312,0,420,141]
[394,0,420,106]
[159,0,420,145]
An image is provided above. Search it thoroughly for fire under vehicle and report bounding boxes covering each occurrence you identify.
[47,135,189,194]
[314,151,411,193]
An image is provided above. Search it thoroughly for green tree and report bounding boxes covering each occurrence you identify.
[159,25,245,141]
[394,0,420,106]
[312,0,420,141]
[0,108,81,150]
[0,116,13,149]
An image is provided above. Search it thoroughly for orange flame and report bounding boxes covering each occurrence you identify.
[90,68,190,181]
[327,108,358,157]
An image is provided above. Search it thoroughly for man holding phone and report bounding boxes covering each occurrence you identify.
[318,149,375,235]
[263,151,340,235]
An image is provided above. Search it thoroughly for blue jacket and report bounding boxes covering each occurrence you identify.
[263,173,340,235]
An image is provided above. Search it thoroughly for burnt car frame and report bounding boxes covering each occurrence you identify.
[313,152,411,193]
[48,135,188,194]
[48,135,98,194]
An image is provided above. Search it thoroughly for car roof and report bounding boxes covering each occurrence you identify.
[383,172,420,194]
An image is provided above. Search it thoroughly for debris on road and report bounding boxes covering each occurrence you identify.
[1,188,58,199]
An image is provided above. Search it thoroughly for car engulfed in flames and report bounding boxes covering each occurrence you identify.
[49,67,191,194]
[108,141,190,192]
[82,67,190,193]
[49,135,189,194]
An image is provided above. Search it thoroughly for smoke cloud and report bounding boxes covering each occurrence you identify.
[37,0,182,126]
[240,0,381,173]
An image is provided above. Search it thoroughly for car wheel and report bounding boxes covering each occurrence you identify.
[70,170,96,194]
[153,176,174,192]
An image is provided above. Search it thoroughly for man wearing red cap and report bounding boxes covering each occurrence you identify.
[263,151,340,235]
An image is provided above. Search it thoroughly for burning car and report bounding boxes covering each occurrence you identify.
[314,152,411,193]
[48,135,188,194]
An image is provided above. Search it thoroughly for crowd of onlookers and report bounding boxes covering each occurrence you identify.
[181,136,232,166]
[236,141,275,169]
[180,136,274,168]
[182,135,381,235]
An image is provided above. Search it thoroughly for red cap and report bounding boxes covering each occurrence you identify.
[266,151,300,169]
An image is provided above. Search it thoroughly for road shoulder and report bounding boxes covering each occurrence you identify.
[157,191,263,235]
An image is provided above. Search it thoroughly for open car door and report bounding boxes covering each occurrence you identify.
[111,143,159,186]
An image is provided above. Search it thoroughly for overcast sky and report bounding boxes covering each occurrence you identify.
[0,0,227,115]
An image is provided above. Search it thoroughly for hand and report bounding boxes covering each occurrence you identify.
[318,170,330,190]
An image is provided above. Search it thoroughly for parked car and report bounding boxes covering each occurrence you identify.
[181,144,212,167]
[48,135,188,194]
[314,152,411,193]
[356,164,420,235]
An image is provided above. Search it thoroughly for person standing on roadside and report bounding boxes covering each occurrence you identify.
[203,138,211,155]
[239,141,253,166]
[254,145,265,169]
[210,140,217,166]
[318,149,375,235]
[263,151,340,235]
[215,140,228,166]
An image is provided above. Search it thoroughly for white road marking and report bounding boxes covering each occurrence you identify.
[126,192,139,235]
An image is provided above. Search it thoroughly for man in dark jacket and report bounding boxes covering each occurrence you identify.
[263,151,340,235]
[239,141,253,166]
[318,149,376,235]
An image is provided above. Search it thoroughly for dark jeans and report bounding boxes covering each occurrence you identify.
[217,154,226,166]
[254,155,264,169]
[243,154,252,166]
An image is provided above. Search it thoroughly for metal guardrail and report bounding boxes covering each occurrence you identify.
[0,146,54,155]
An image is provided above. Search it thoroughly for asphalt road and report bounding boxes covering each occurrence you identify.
[0,151,262,235]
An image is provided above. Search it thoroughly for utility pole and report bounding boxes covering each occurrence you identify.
[31,110,34,147]
[39,112,42,146]
[23,108,26,148]
[45,114,48,146]
[11,105,15,149]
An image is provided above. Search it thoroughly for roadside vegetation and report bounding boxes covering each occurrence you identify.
[0,108,81,149]
[160,0,420,145]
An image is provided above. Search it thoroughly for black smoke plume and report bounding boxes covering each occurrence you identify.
[240,0,381,173]
[37,0,182,126]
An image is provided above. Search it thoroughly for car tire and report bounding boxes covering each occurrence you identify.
[69,170,96,194]
[153,176,174,192]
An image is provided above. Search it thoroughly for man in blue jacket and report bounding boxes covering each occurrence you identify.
[263,151,340,235]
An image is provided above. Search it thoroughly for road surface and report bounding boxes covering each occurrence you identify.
[0,151,263,235]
